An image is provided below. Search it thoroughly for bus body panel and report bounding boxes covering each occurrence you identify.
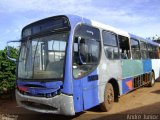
[16,90,75,115]
[17,80,63,96]
[142,60,152,73]
[97,58,122,103]
[82,70,99,110]
[91,20,129,37]
[151,59,160,79]
[122,77,134,94]
[60,32,73,95]
[118,80,123,95]
[73,69,99,112]
[61,15,83,95]
[73,79,83,112]
[122,60,143,78]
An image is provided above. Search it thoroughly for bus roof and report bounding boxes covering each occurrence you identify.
[22,14,160,47]
[67,14,159,47]
[129,33,159,46]
[65,14,129,37]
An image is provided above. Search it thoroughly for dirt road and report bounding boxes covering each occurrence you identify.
[0,78,160,120]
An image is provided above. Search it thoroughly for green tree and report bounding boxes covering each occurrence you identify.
[0,47,17,95]
[147,35,160,43]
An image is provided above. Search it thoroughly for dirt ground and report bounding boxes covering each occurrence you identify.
[0,78,160,120]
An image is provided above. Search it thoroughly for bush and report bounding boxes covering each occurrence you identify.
[0,47,17,95]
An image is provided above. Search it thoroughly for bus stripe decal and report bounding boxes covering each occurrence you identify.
[126,80,133,90]
[122,78,133,94]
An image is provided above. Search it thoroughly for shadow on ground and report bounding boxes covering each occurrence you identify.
[82,102,160,120]
[0,99,160,120]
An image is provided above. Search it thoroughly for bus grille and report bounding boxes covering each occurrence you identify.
[21,101,57,111]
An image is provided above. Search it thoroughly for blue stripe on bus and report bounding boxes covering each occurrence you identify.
[122,78,133,94]
[73,79,83,112]
[142,59,152,73]
[61,15,90,95]
[61,34,73,94]
[82,70,99,110]
[73,69,99,112]
[17,80,63,95]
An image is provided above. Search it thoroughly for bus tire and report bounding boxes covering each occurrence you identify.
[148,72,155,87]
[100,83,114,112]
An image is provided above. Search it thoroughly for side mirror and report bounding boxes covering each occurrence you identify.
[7,40,21,62]
[78,37,86,65]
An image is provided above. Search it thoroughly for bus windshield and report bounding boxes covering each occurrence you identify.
[18,32,69,80]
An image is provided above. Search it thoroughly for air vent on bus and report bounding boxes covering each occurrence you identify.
[24,84,45,88]
[21,101,57,111]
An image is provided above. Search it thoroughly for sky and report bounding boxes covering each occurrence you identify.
[0,0,160,50]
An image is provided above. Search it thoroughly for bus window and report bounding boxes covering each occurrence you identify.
[118,35,130,59]
[102,31,119,59]
[73,25,101,78]
[148,44,153,58]
[130,39,141,59]
[158,47,160,58]
[140,41,148,59]
[154,46,159,59]
[148,44,159,59]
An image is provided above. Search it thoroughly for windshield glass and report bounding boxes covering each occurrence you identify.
[18,32,68,79]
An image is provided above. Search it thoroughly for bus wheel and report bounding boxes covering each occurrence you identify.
[100,83,114,112]
[148,72,155,87]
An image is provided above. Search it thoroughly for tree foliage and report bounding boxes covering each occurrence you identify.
[0,47,17,95]
[147,35,160,44]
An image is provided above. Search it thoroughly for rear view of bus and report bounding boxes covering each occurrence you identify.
[13,15,76,115]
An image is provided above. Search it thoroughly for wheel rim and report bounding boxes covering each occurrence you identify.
[107,87,114,104]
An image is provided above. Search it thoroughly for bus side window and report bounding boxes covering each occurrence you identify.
[155,46,159,59]
[140,41,148,59]
[130,39,141,59]
[73,25,101,78]
[118,35,130,59]
[148,44,159,59]
[158,47,160,59]
[153,46,159,59]
[102,31,119,59]
[148,44,153,58]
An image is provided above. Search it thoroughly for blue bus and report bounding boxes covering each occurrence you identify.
[7,15,160,115]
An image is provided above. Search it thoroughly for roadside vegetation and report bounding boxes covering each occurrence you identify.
[0,47,17,96]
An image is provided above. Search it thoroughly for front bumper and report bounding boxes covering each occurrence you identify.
[16,89,75,115]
